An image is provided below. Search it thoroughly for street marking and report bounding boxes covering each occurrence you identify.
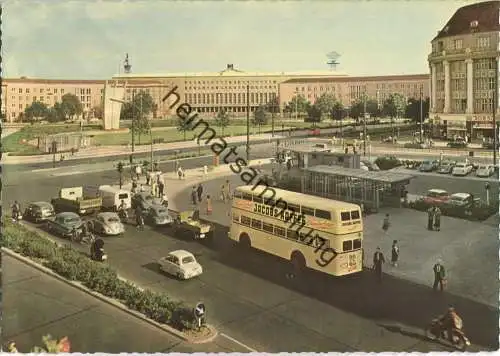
[220,332,258,352]
[31,168,59,173]
[51,171,83,177]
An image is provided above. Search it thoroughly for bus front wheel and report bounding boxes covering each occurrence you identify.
[238,233,251,250]
[290,251,306,274]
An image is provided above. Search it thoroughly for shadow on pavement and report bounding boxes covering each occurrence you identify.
[204,222,498,350]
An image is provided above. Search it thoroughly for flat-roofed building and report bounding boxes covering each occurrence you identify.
[428,0,500,139]
[279,74,430,111]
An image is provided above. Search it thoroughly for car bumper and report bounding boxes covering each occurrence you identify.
[154,220,173,226]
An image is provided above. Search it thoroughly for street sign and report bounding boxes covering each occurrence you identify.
[194,302,205,328]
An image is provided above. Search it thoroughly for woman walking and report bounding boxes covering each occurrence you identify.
[206,194,213,215]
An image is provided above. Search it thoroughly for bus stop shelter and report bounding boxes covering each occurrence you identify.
[301,165,415,212]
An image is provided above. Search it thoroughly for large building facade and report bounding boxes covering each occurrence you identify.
[279,74,430,110]
[428,0,500,138]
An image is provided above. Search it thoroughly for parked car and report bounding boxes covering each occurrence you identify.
[92,212,125,236]
[46,212,84,239]
[360,160,380,171]
[145,205,173,226]
[23,201,55,223]
[423,189,450,205]
[158,250,203,280]
[447,193,477,209]
[172,210,214,240]
[131,192,164,211]
[476,164,495,178]
[447,140,468,148]
[452,162,473,176]
[419,160,439,172]
[437,160,456,174]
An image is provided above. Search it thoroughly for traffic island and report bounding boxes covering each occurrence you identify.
[2,219,218,344]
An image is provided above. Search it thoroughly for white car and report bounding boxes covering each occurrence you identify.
[158,250,203,280]
[451,162,472,176]
[447,193,476,208]
[92,212,125,236]
[476,164,494,178]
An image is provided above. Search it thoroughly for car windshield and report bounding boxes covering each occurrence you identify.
[478,165,488,170]
[455,163,465,168]
[107,217,120,223]
[423,161,432,165]
[428,191,447,197]
[182,256,195,264]
[156,209,168,215]
[64,217,80,224]
[450,197,466,203]
[441,162,451,166]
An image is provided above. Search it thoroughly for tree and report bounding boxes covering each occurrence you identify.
[349,100,364,120]
[60,93,83,120]
[382,93,407,136]
[177,118,192,141]
[214,109,230,136]
[405,97,430,122]
[265,96,280,115]
[120,91,156,144]
[285,94,309,118]
[331,101,345,121]
[24,101,49,122]
[91,104,104,119]
[305,102,322,125]
[314,93,337,118]
[252,105,269,130]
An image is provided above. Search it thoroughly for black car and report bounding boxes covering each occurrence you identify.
[447,140,467,148]
[24,201,55,223]
[131,192,164,211]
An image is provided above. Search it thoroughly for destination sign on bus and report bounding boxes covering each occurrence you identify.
[253,203,306,225]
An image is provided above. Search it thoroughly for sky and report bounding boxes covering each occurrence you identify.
[3,0,477,79]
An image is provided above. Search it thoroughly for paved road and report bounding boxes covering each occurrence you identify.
[2,254,249,353]
[6,177,496,351]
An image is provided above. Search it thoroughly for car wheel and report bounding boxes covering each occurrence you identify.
[176,272,184,280]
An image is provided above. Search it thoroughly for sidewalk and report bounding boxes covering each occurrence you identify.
[3,133,283,164]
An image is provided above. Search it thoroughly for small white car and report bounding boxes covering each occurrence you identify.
[451,162,472,176]
[476,164,494,178]
[447,193,476,208]
[158,250,203,280]
[92,212,125,236]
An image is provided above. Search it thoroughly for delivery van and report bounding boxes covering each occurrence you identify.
[98,186,131,211]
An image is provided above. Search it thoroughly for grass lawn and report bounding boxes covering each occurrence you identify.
[92,125,294,146]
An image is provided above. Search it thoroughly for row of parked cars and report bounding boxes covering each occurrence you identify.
[418,159,496,178]
[422,189,478,209]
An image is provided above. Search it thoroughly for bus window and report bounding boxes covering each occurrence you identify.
[241,216,251,226]
[242,193,253,201]
[341,212,350,221]
[287,229,299,241]
[253,196,263,204]
[251,219,262,229]
[274,226,285,237]
[263,222,274,233]
[265,199,275,206]
[233,191,242,199]
[315,209,331,220]
[343,240,353,252]
[351,210,360,220]
[232,213,239,222]
[353,238,362,249]
[302,206,315,216]
[287,203,300,214]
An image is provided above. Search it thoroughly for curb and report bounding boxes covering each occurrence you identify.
[5,225,218,345]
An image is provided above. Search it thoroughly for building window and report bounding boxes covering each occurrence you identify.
[19,104,23,109]
[54,88,58,94]
[18,88,22,94]
[61,89,65,94]
[476,37,490,48]
[453,39,463,50]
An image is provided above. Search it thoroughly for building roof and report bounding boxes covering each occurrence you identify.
[306,165,415,184]
[433,1,500,40]
[282,74,429,84]
[3,78,106,85]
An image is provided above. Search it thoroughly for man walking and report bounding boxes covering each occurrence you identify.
[382,213,390,235]
[373,247,385,283]
[158,179,165,199]
[197,184,203,203]
[433,259,446,292]
[191,186,198,205]
[391,240,399,267]
[427,206,435,231]
[225,180,232,201]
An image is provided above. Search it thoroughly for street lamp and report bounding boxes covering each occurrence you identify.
[362,91,368,156]
[110,97,153,167]
[419,85,424,143]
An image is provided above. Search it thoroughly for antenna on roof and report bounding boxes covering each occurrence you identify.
[326,51,341,70]
[124,53,132,74]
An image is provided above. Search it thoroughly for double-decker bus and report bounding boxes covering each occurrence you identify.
[229,185,363,277]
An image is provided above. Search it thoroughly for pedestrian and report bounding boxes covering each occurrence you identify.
[149,170,155,186]
[131,179,138,194]
[434,206,442,231]
[427,206,435,231]
[139,184,145,192]
[206,194,213,215]
[158,180,165,198]
[197,184,203,203]
[151,180,157,198]
[391,240,399,267]
[175,159,180,172]
[135,206,144,230]
[372,247,385,283]
[382,213,390,234]
[146,170,151,185]
[203,165,208,176]
[135,164,142,181]
[177,166,183,180]
[191,186,198,205]
[433,259,446,292]
[220,183,226,202]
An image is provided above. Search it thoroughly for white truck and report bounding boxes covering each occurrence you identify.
[83,185,131,211]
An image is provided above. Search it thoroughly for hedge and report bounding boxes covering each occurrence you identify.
[408,199,498,221]
[2,220,199,331]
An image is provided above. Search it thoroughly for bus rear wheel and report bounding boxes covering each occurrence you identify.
[238,233,251,250]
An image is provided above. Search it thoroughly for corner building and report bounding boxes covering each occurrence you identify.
[428,0,500,138]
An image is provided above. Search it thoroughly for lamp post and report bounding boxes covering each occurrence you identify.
[420,85,424,143]
[363,92,367,156]
[246,84,250,162]
[493,56,498,170]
